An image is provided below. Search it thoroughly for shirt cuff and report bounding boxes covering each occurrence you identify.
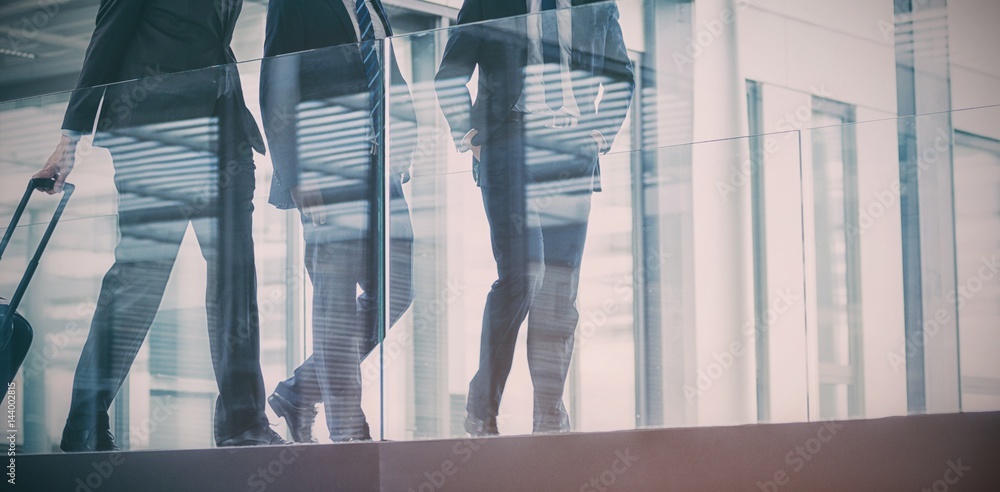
[458,129,478,153]
[591,130,610,154]
[61,129,84,139]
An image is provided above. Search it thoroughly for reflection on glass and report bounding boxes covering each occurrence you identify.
[258,0,416,442]
[59,70,272,451]
[25,0,281,453]
[6,0,994,460]
[433,1,634,435]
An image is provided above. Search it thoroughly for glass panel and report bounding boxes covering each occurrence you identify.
[633,131,808,429]
[809,101,863,420]
[1,37,386,452]
[7,0,993,460]
[384,0,808,436]
[802,115,906,422]
[952,107,1000,412]
[383,2,646,439]
[252,41,391,444]
[385,3,622,439]
[799,105,1000,421]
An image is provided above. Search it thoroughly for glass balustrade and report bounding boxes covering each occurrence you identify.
[0,1,997,457]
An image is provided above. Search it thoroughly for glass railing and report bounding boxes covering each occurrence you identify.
[798,105,1000,420]
[1,62,314,452]
[1,0,997,457]
[376,130,806,439]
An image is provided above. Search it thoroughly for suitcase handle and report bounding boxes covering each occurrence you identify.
[1,178,74,349]
[0,177,59,260]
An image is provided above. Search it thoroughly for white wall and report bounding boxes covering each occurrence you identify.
[948,0,1000,123]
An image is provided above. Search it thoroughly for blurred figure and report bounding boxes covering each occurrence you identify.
[435,0,634,435]
[259,0,416,442]
[34,0,281,450]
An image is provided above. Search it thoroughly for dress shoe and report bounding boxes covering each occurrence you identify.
[60,428,120,453]
[217,424,288,447]
[330,422,371,443]
[464,414,499,437]
[268,392,318,443]
[532,424,571,435]
[332,435,372,443]
[533,411,571,434]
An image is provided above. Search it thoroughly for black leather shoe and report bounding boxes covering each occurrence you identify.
[332,435,372,443]
[532,424,571,435]
[268,392,318,443]
[533,411,571,434]
[333,437,372,444]
[330,423,371,443]
[217,424,288,447]
[60,428,120,453]
[464,415,499,437]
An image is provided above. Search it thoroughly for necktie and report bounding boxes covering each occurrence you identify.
[540,0,563,110]
[355,0,383,147]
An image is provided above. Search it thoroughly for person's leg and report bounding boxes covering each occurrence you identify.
[64,220,188,434]
[273,355,322,405]
[308,236,371,440]
[266,237,322,444]
[294,170,412,440]
[272,236,324,408]
[526,191,591,433]
[356,174,415,357]
[467,118,544,426]
[62,151,189,449]
[196,98,268,443]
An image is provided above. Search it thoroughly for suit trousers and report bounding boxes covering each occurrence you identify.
[274,173,414,440]
[468,114,594,433]
[64,96,267,443]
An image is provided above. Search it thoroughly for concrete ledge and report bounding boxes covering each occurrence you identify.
[17,412,1000,491]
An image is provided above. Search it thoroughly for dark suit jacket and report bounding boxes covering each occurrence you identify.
[434,0,635,153]
[259,0,416,210]
[61,0,263,153]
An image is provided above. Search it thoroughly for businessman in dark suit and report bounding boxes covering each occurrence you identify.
[259,0,416,442]
[34,0,282,450]
[435,0,634,435]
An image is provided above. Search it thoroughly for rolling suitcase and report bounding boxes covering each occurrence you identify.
[1,177,74,386]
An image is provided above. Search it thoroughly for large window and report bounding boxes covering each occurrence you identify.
[953,131,1000,411]
[811,98,864,419]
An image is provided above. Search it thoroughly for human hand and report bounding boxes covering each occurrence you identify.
[590,131,606,155]
[290,184,326,225]
[462,129,481,161]
[34,135,79,194]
